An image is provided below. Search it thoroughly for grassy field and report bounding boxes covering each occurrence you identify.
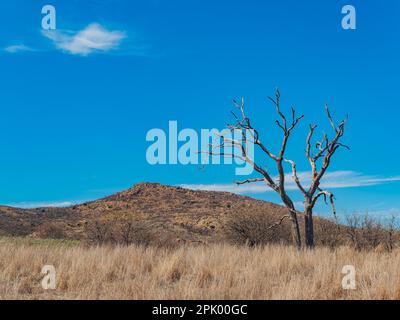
[0,237,399,299]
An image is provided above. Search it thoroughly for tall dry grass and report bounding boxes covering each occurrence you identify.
[1,237,400,300]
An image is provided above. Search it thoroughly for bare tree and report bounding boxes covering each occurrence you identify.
[286,103,349,248]
[202,89,348,249]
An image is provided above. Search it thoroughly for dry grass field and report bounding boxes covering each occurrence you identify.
[1,237,400,300]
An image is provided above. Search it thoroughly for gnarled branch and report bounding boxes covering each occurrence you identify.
[312,188,337,220]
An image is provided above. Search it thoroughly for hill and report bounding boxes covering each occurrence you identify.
[0,182,298,243]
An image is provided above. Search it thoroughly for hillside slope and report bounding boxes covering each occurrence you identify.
[0,182,339,245]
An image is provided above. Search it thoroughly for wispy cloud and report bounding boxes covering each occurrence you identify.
[5,200,85,209]
[180,171,400,194]
[42,23,126,56]
[351,208,400,217]
[4,44,34,53]
[334,208,400,224]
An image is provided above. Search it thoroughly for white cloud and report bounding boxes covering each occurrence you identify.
[292,201,305,211]
[6,200,84,209]
[352,208,400,217]
[4,44,34,53]
[180,171,400,194]
[337,208,400,223]
[42,23,126,56]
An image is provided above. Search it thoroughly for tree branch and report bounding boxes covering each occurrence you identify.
[308,106,348,195]
[236,178,264,185]
[267,214,291,230]
[284,159,307,195]
[312,188,337,220]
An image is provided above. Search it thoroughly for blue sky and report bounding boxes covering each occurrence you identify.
[0,0,399,219]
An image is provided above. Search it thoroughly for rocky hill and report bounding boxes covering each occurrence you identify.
[0,183,294,242]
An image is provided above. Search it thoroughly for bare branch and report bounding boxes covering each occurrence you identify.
[203,131,279,191]
[267,214,291,230]
[306,124,318,178]
[313,132,329,161]
[228,100,278,160]
[289,114,304,132]
[308,107,349,195]
[284,159,307,195]
[336,142,350,150]
[288,107,304,133]
[236,178,264,185]
[198,150,245,162]
[269,89,288,131]
[325,104,337,132]
[312,189,337,220]
[251,129,278,160]
[275,120,286,132]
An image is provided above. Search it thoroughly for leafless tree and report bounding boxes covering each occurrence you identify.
[286,101,349,248]
[202,89,348,249]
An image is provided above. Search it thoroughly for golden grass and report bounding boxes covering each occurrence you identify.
[1,237,400,300]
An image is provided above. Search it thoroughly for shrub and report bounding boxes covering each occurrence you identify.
[314,217,343,249]
[85,219,113,245]
[36,222,66,239]
[344,214,399,251]
[84,215,154,246]
[224,210,292,246]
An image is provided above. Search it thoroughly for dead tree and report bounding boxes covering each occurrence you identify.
[202,90,303,248]
[202,89,348,249]
[286,105,348,248]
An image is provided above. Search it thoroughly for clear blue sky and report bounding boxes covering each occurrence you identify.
[0,0,399,219]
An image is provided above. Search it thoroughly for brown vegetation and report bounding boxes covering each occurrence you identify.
[35,222,67,240]
[225,209,400,251]
[1,238,400,300]
[0,182,397,300]
[0,183,298,245]
[0,183,398,251]
[84,214,158,247]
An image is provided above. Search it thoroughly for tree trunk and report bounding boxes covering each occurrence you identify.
[290,213,302,250]
[304,203,314,249]
[282,196,302,250]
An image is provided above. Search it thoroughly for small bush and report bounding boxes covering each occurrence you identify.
[85,219,113,245]
[314,217,344,248]
[84,216,154,246]
[36,222,66,239]
[344,214,400,251]
[225,211,400,251]
[224,210,292,246]
[113,217,154,246]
